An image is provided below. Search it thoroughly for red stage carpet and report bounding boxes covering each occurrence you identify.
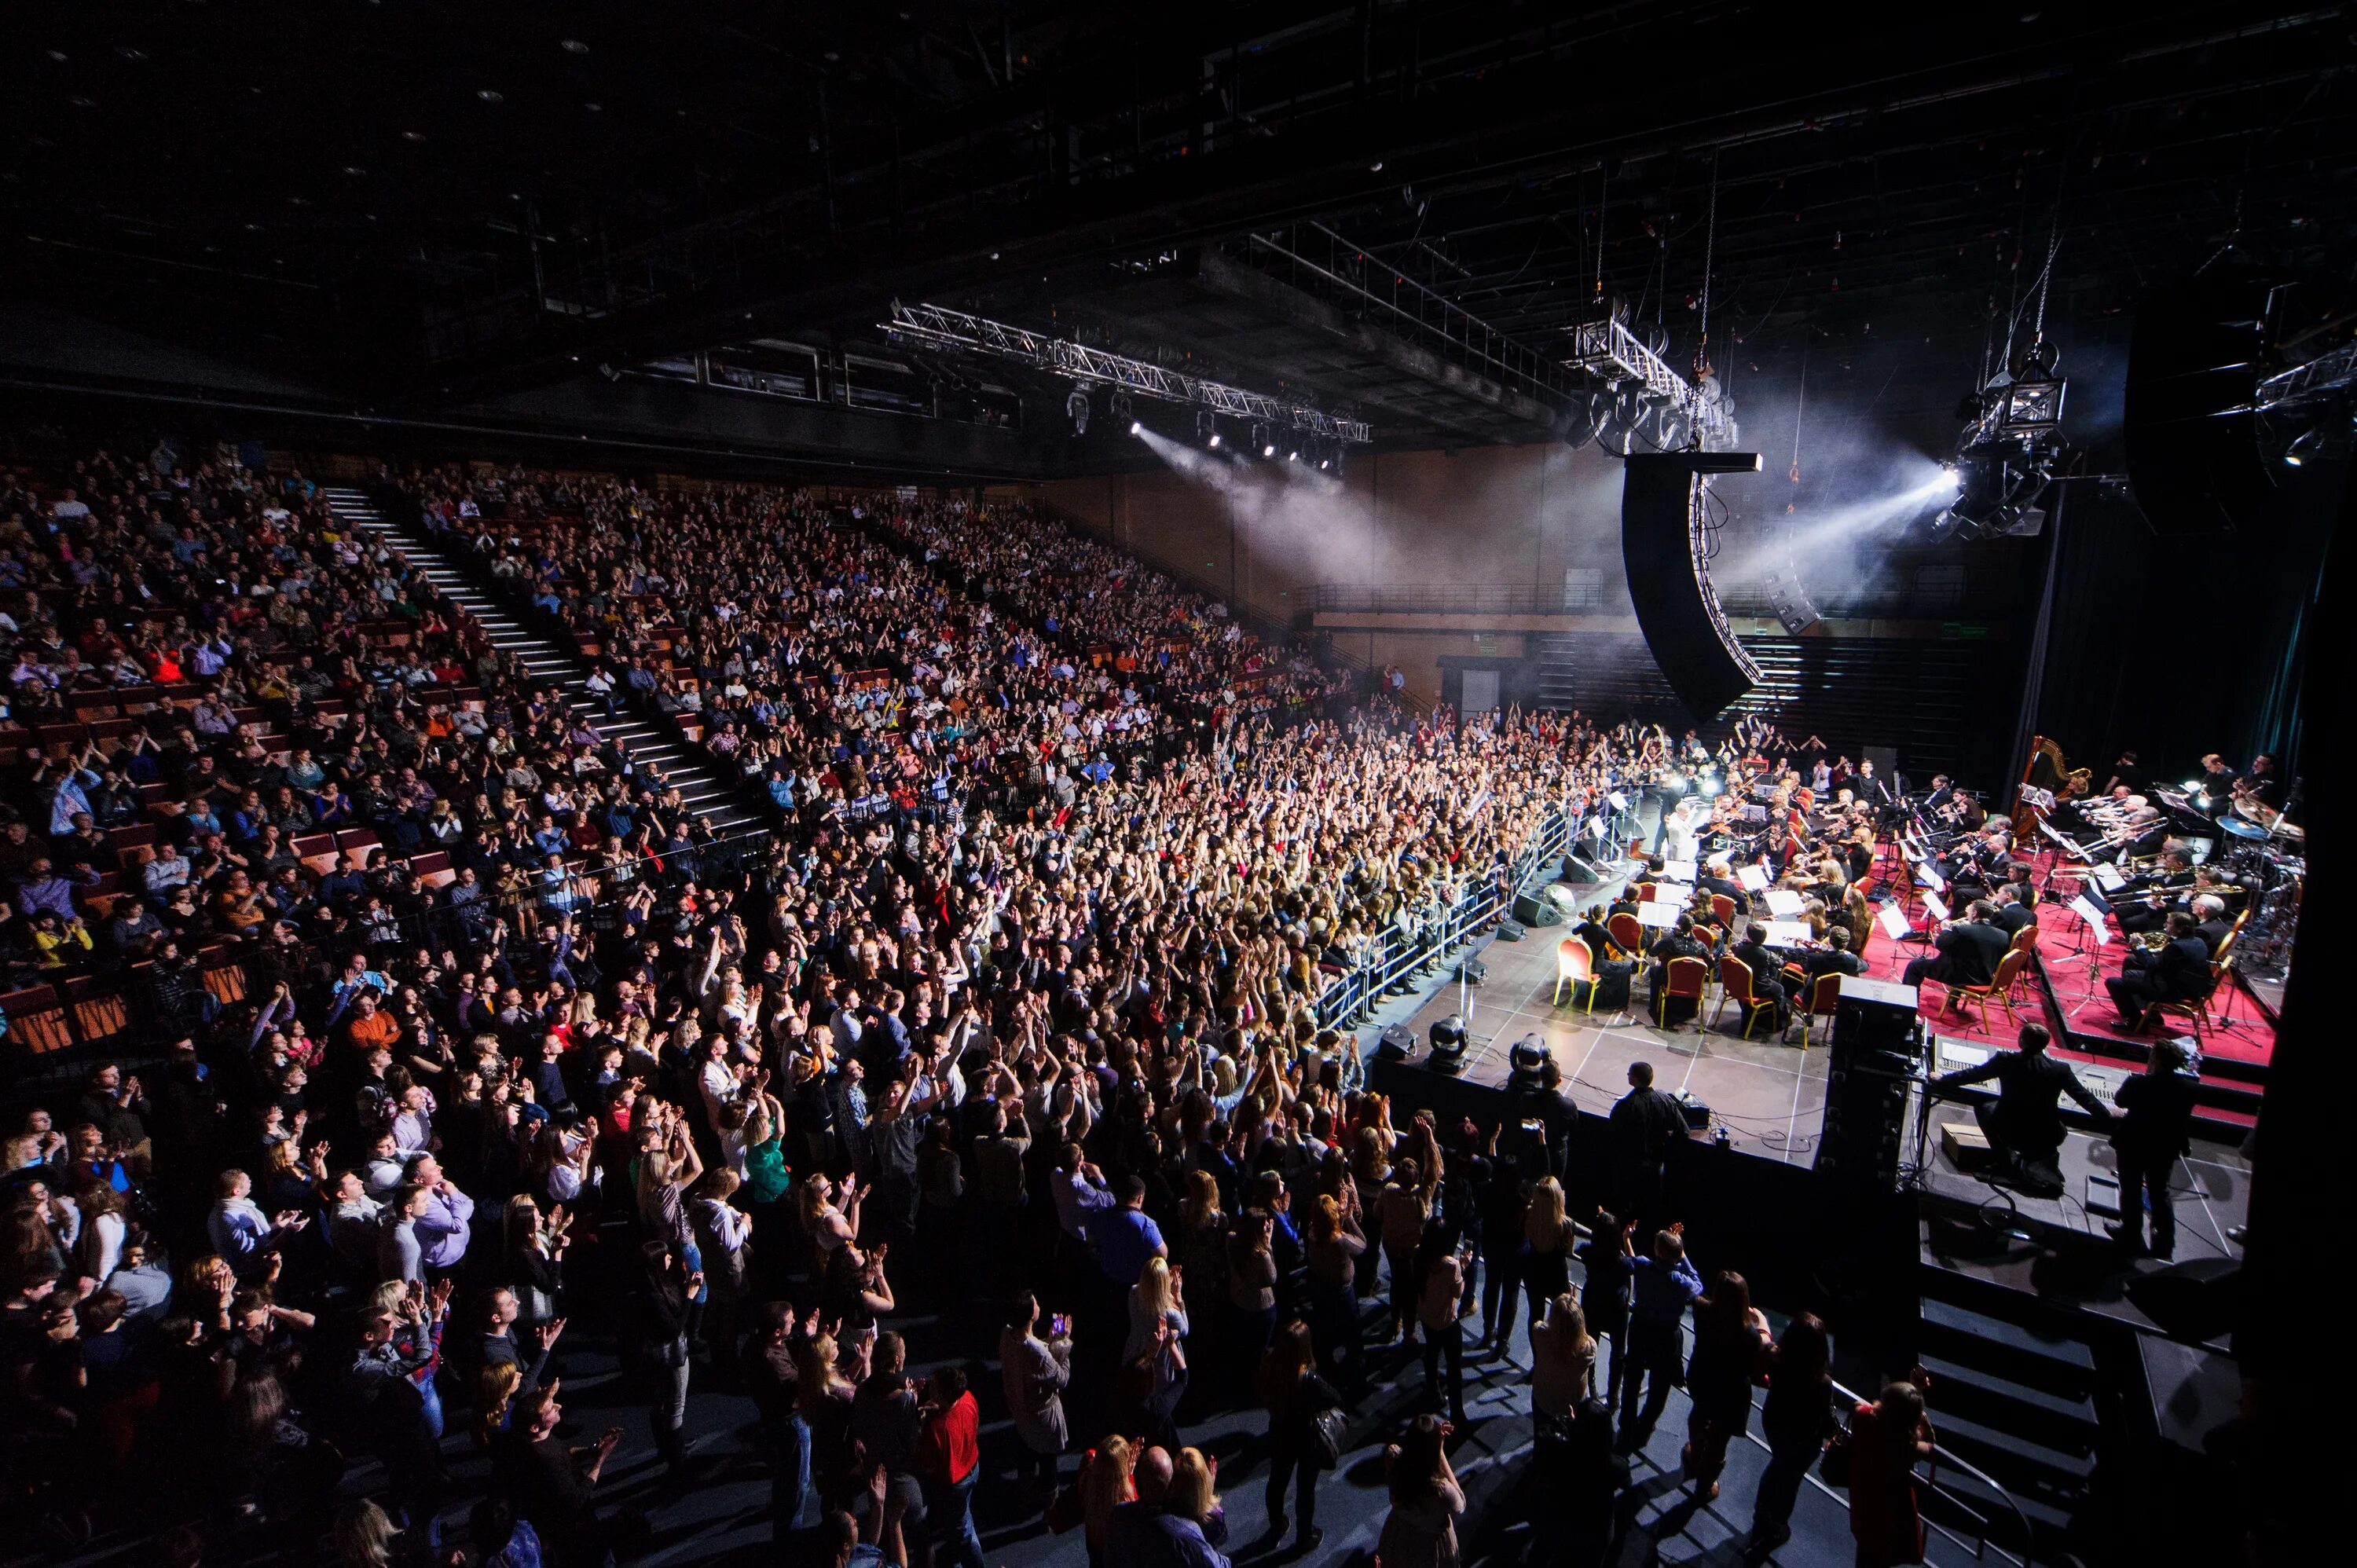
[1846,902,2267,1127]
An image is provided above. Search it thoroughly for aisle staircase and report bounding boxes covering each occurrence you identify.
[319,486,764,836]
[1912,1272,2107,1563]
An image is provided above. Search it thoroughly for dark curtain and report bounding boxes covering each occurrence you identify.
[2013,465,2335,790]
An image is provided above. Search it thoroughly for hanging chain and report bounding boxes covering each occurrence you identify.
[1698,150,1720,362]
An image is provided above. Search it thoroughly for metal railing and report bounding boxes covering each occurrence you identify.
[1314,790,1603,1030]
[1787,1375,2036,1566]
[376,824,777,957]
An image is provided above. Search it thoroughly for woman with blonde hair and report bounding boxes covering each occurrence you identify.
[1530,1291,1596,1423]
[1077,1434,1138,1568]
[332,1497,398,1568]
[1522,1177,1576,1347]
[1169,1445,1225,1535]
[1126,1254,1189,1364]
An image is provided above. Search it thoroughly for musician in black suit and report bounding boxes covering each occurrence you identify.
[1696,856,1752,917]
[1943,827,2013,900]
[2108,1037,2201,1257]
[2115,851,2195,935]
[1645,916,1713,1021]
[2106,911,2214,1031]
[2234,752,2286,812]
[1901,900,2008,991]
[1727,923,1790,1031]
[2191,894,2234,958]
[1989,885,2036,937]
[1931,1023,2110,1192]
[1799,927,1868,987]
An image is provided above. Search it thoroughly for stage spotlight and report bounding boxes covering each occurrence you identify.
[1128,420,1143,437]
[1250,419,1270,456]
[1288,448,1299,462]
[1197,409,1217,447]
[1108,390,1133,425]
[2282,427,2320,466]
[1262,443,1277,459]
[1065,386,1091,435]
[1208,433,1222,448]
[1940,462,1961,488]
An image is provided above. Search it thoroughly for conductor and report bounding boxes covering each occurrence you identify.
[1930,1024,2110,1194]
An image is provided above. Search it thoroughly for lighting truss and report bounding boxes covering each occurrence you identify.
[2252,338,2357,413]
[884,300,1373,443]
[1565,317,1738,449]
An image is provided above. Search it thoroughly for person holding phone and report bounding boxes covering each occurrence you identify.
[999,1291,1072,1507]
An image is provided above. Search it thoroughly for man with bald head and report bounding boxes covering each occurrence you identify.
[1105,1445,1232,1567]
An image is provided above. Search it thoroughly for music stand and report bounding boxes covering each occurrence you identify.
[2060,895,2117,1020]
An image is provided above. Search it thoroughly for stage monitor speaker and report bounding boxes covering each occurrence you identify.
[1375,1024,1417,1062]
[1560,854,1611,885]
[1457,958,1488,985]
[2126,1258,2242,1344]
[1621,451,1765,718]
[1512,892,1563,927]
[1830,977,1926,1064]
[1495,918,1527,941]
[2123,278,2275,537]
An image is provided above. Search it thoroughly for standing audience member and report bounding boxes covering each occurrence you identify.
[1378,1412,1468,1568]
[1618,1224,1706,1449]
[1747,1312,1837,1559]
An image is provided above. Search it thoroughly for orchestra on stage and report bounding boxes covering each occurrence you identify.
[1552,724,2302,1046]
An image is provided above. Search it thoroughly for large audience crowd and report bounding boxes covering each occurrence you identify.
[0,442,1941,1568]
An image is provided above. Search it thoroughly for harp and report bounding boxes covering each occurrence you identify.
[2013,735,2091,833]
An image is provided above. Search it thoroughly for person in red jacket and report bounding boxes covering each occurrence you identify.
[916,1364,983,1568]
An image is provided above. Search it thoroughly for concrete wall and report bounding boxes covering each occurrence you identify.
[1039,440,1629,699]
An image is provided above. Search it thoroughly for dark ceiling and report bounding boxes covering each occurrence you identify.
[6,2,2355,463]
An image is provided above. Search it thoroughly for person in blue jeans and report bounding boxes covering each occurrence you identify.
[1617,1222,1705,1450]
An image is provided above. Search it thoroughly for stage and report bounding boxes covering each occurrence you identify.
[1361,870,2261,1178]
[1907,1052,2252,1259]
[1376,903,1832,1163]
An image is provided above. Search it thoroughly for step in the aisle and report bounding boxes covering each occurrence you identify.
[1914,1353,2099,1452]
[1919,1299,2095,1392]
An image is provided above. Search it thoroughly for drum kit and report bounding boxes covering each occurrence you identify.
[2222,797,2304,978]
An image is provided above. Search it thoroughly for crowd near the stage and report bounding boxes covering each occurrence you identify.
[0,441,1941,1568]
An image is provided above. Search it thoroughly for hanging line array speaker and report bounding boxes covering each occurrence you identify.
[1620,450,1765,718]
